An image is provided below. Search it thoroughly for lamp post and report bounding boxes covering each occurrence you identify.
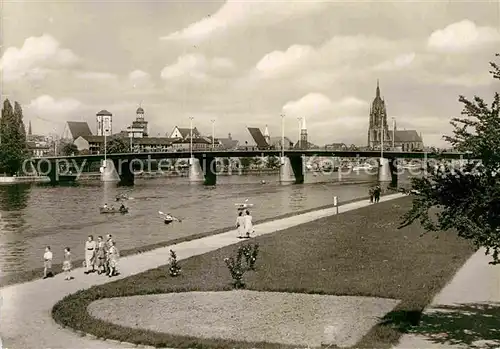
[380,119,384,159]
[297,117,302,149]
[281,114,285,160]
[392,117,395,150]
[211,119,215,151]
[189,116,194,158]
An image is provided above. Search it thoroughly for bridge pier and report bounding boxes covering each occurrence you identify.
[37,160,78,185]
[101,159,120,182]
[280,156,304,184]
[112,159,134,186]
[379,157,398,188]
[189,157,204,183]
[189,156,217,185]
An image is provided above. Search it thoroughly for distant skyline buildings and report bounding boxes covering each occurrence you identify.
[1,2,497,147]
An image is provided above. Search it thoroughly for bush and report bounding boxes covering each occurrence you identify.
[168,250,181,277]
[240,243,259,271]
[224,248,245,289]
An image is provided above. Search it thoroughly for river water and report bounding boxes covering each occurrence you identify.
[0,170,413,275]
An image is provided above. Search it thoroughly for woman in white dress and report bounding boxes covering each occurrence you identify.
[236,211,245,238]
[244,210,253,238]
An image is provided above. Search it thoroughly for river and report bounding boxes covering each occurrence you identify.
[0,170,414,275]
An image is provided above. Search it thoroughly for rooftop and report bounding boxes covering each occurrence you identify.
[67,121,92,139]
[96,109,112,116]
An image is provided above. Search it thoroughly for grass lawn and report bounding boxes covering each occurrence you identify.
[0,194,373,288]
[52,196,476,349]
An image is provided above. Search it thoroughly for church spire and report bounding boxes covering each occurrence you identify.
[264,124,270,137]
[28,120,32,136]
[376,79,380,98]
[301,116,306,130]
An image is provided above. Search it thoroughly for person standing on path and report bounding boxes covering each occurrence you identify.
[369,187,374,203]
[374,185,381,203]
[84,235,96,274]
[236,211,245,238]
[43,246,53,279]
[244,210,253,238]
[62,247,73,280]
[104,234,114,275]
[107,241,119,277]
[95,236,106,274]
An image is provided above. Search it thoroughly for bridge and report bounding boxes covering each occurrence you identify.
[28,149,471,186]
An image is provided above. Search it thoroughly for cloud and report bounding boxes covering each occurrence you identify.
[160,53,234,81]
[129,69,150,82]
[74,71,117,80]
[160,1,329,41]
[255,45,314,78]
[251,35,406,84]
[373,52,416,71]
[0,34,79,82]
[427,20,500,52]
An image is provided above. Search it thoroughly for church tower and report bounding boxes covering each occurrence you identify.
[367,80,391,149]
[263,125,270,146]
[300,116,308,149]
[28,121,32,136]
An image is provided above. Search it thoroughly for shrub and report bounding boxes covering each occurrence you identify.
[168,250,181,277]
[224,249,245,289]
[239,243,259,271]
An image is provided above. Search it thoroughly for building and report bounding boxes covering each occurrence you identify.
[96,110,112,137]
[206,133,239,150]
[269,136,294,150]
[325,143,348,150]
[73,135,104,154]
[247,127,270,150]
[64,121,93,140]
[367,81,423,151]
[127,107,148,138]
[170,137,211,151]
[169,126,202,139]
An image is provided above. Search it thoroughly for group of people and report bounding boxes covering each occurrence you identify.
[103,202,127,213]
[42,234,120,280]
[84,234,120,277]
[236,210,254,238]
[369,185,382,203]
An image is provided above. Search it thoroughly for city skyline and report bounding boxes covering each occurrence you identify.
[1,1,499,147]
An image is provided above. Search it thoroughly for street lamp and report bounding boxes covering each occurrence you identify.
[281,114,285,160]
[392,117,395,150]
[211,119,215,151]
[297,117,302,148]
[189,116,194,158]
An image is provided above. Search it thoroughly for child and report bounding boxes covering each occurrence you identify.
[107,241,119,277]
[236,211,245,238]
[43,246,53,279]
[62,247,73,280]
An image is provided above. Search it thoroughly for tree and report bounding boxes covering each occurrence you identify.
[239,157,252,168]
[59,142,79,156]
[400,54,500,264]
[0,99,29,175]
[105,136,129,154]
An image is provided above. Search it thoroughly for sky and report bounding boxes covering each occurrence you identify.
[1,0,499,147]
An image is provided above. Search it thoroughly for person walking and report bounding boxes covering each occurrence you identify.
[374,185,381,203]
[244,210,253,238]
[104,234,114,275]
[369,187,374,203]
[236,211,245,238]
[43,246,53,279]
[84,235,96,274]
[107,241,119,277]
[95,236,106,274]
[62,247,73,280]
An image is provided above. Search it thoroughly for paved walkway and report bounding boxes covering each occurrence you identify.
[393,248,500,349]
[0,193,404,349]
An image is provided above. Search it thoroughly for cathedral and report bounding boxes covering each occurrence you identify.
[367,81,424,151]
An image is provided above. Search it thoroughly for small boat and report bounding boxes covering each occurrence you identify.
[235,203,254,210]
[100,207,128,214]
[352,163,374,171]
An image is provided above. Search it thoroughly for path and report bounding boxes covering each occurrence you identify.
[0,194,405,349]
[393,249,500,349]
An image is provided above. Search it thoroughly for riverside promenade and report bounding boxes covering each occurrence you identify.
[0,191,492,349]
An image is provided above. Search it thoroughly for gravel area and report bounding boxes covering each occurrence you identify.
[88,290,400,348]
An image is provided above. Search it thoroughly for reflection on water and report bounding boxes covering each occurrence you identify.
[0,171,412,275]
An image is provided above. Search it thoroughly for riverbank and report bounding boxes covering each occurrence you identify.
[0,192,381,288]
[0,175,49,184]
[50,195,475,349]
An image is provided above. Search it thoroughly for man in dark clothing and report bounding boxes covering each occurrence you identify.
[374,185,381,203]
[369,187,374,203]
